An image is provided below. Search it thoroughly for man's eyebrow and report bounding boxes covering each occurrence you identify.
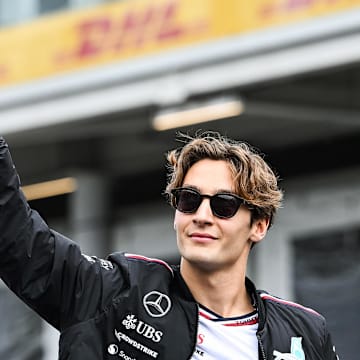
[182,184,200,191]
[217,188,236,194]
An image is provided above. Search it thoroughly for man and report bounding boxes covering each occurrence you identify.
[0,132,338,359]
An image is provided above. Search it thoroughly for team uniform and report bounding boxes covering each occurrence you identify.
[192,306,259,359]
[0,137,339,359]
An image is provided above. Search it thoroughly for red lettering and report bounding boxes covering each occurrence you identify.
[286,0,314,10]
[157,2,185,41]
[57,0,206,63]
[261,0,342,18]
[197,333,205,345]
[76,18,111,57]
[113,1,184,49]
[113,6,157,49]
[80,1,186,55]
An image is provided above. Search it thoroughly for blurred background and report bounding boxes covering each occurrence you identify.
[0,0,359,358]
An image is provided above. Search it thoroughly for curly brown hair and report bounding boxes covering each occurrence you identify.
[165,131,283,226]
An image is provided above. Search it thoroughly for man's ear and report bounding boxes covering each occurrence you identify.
[249,217,269,243]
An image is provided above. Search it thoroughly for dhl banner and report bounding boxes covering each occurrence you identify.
[0,0,360,88]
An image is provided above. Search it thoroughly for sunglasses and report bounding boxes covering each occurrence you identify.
[170,187,246,219]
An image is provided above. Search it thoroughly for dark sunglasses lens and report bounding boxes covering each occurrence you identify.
[175,189,201,213]
[211,194,240,218]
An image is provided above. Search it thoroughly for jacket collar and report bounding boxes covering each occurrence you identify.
[171,265,196,302]
[172,266,266,331]
[245,277,266,332]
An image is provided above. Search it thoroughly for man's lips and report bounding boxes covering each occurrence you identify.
[189,232,217,242]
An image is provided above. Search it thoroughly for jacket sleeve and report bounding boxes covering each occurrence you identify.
[0,137,126,331]
[323,327,339,359]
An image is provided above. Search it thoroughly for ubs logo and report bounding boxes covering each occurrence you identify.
[122,314,163,343]
[143,291,172,318]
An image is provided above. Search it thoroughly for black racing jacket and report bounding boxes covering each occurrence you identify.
[0,138,339,360]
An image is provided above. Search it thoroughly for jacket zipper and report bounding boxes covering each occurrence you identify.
[187,303,200,360]
[257,333,267,360]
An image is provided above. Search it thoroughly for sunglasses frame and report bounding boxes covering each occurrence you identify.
[170,187,246,219]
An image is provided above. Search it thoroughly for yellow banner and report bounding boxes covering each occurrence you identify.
[0,0,359,87]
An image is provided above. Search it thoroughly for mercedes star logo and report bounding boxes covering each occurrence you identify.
[143,291,172,318]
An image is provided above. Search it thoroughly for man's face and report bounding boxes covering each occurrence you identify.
[174,158,267,272]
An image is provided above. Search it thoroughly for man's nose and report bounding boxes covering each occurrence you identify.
[193,198,214,224]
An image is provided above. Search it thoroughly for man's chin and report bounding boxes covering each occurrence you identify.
[181,254,222,272]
